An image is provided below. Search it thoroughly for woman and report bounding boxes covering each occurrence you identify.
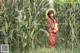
[47,9,58,48]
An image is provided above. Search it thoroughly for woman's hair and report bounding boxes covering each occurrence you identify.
[47,10,55,18]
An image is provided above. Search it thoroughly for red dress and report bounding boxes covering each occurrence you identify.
[48,18,58,48]
[0,0,2,9]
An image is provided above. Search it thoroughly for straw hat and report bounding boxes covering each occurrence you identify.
[45,8,56,19]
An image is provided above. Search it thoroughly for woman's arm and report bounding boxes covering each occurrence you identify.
[53,23,59,32]
[48,18,55,29]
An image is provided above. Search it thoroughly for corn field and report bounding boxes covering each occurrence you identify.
[0,0,80,53]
